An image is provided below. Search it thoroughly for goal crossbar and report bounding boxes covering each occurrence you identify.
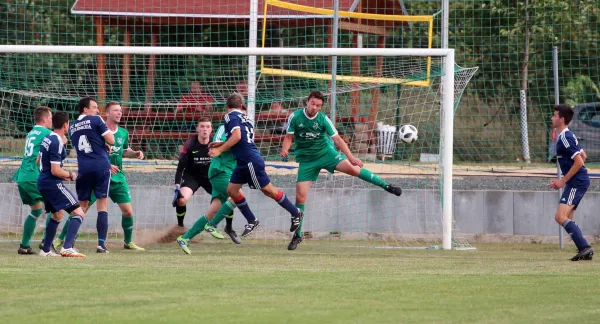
[0,45,453,57]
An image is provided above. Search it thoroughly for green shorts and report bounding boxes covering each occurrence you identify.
[17,181,43,206]
[297,148,346,182]
[209,170,232,204]
[88,180,131,206]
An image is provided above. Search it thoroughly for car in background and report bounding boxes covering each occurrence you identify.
[563,102,600,162]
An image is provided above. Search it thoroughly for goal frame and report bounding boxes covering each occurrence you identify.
[0,45,455,250]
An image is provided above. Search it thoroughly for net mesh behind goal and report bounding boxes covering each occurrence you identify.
[0,49,477,249]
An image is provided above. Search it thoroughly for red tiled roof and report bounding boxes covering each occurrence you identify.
[72,0,359,18]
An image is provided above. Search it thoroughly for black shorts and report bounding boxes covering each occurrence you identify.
[181,173,212,195]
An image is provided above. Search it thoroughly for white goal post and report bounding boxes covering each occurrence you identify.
[0,45,456,250]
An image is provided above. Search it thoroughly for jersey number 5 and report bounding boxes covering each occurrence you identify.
[24,137,35,157]
[78,135,93,153]
[245,126,255,143]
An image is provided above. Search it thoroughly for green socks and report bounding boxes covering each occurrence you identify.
[208,200,236,227]
[21,208,43,247]
[294,204,305,237]
[183,215,208,240]
[122,216,134,244]
[359,168,388,188]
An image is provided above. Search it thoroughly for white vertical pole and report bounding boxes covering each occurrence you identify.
[247,0,258,121]
[553,46,564,249]
[440,0,451,250]
[442,50,455,250]
[327,0,340,181]
[441,0,449,49]
[330,0,339,121]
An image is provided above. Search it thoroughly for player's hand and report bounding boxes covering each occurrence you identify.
[280,149,289,158]
[105,143,112,154]
[348,156,363,168]
[65,171,77,181]
[209,148,222,158]
[548,179,565,190]
[110,164,120,175]
[208,142,224,149]
[136,150,145,160]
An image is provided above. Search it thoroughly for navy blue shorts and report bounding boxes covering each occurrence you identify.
[76,169,111,201]
[39,183,80,214]
[230,161,271,190]
[560,184,588,210]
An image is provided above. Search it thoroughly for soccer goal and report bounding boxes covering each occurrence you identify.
[0,45,477,250]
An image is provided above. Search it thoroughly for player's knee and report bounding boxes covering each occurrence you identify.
[122,209,133,217]
[51,212,64,222]
[555,211,567,225]
[227,188,240,199]
[177,197,187,206]
[348,166,361,177]
[295,192,307,204]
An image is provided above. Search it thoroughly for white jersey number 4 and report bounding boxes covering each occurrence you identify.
[77,135,93,153]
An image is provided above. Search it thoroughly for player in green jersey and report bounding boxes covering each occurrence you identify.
[55,102,145,251]
[176,117,243,254]
[15,107,54,254]
[280,90,403,250]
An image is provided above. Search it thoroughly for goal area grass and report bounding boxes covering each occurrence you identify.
[1,242,598,323]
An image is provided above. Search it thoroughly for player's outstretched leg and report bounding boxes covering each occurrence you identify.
[19,204,44,255]
[335,161,402,196]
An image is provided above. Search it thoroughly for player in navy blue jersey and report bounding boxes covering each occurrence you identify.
[69,97,115,253]
[209,93,303,237]
[37,111,86,258]
[549,104,594,261]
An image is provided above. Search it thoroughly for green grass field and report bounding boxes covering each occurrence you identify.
[1,242,599,323]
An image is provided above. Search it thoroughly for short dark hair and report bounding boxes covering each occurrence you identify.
[34,106,52,123]
[197,117,211,124]
[554,104,574,125]
[241,104,247,111]
[52,111,69,130]
[78,97,97,114]
[105,101,120,112]
[307,90,326,103]
[226,93,244,109]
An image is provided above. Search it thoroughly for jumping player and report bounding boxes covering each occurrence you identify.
[280,90,402,250]
[208,93,302,237]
